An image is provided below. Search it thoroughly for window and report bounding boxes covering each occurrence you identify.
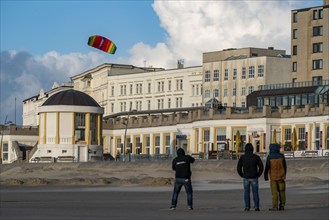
[205,70,211,82]
[293,12,298,22]
[168,80,171,91]
[292,62,297,72]
[241,102,246,108]
[233,69,237,80]
[205,90,210,98]
[214,70,219,81]
[214,89,219,97]
[248,86,254,94]
[292,45,297,55]
[313,10,318,20]
[241,67,246,79]
[155,136,160,147]
[147,100,151,110]
[313,43,323,53]
[216,128,226,141]
[168,98,171,108]
[313,59,323,70]
[130,84,133,94]
[223,89,228,97]
[313,26,323,36]
[249,66,255,78]
[75,113,86,141]
[2,143,8,161]
[148,83,151,93]
[111,103,114,112]
[298,127,305,140]
[241,87,246,96]
[319,9,323,19]
[258,65,264,77]
[165,136,170,146]
[204,130,210,142]
[284,128,292,141]
[176,79,183,90]
[224,69,228,80]
[293,29,298,39]
[111,86,114,96]
[157,82,161,92]
[232,88,236,96]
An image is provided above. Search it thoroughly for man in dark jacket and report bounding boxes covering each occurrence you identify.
[237,143,264,211]
[170,148,195,210]
[264,143,287,211]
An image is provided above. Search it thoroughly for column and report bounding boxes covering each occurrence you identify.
[150,133,154,155]
[198,128,203,152]
[170,132,175,155]
[85,113,90,145]
[210,126,215,151]
[160,133,164,154]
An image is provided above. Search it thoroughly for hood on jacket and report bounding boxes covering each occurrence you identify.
[244,143,254,154]
[177,148,185,156]
[269,144,280,153]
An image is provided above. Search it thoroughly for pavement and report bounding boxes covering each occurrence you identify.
[1,183,328,220]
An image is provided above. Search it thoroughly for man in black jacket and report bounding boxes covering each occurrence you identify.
[237,143,264,211]
[170,148,195,210]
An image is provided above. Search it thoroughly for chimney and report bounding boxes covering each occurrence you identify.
[177,59,184,69]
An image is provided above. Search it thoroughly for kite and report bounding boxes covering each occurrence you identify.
[88,35,117,54]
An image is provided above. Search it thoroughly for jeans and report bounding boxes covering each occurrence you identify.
[171,178,193,207]
[243,178,259,209]
[270,180,286,208]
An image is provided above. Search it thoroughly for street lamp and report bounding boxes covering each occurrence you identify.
[0,116,13,163]
[122,107,137,162]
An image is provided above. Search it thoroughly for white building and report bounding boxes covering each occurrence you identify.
[70,63,203,116]
[202,47,291,107]
[31,89,104,162]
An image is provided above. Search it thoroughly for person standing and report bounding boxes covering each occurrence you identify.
[264,143,287,211]
[170,148,195,210]
[237,143,264,211]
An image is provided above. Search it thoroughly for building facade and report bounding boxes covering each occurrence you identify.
[70,63,203,117]
[202,47,291,107]
[291,1,329,82]
[103,104,329,158]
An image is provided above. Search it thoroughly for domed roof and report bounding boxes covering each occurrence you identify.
[42,89,100,107]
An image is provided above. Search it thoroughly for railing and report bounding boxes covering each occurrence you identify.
[258,80,329,90]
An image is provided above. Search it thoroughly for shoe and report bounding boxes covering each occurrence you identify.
[269,207,278,211]
[279,206,284,211]
[244,208,250,211]
[169,206,176,210]
[188,206,193,210]
[255,208,260,211]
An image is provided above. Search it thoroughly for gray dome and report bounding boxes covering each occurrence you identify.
[42,90,100,107]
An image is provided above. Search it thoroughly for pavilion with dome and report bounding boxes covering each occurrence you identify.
[31,89,104,162]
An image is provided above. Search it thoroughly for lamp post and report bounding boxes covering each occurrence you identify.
[0,116,13,163]
[122,106,137,162]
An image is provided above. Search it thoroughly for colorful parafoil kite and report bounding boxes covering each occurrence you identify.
[88,35,117,54]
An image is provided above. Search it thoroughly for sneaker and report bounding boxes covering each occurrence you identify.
[279,206,284,211]
[255,208,260,211]
[169,206,176,210]
[269,207,278,211]
[188,206,193,210]
[244,208,250,211]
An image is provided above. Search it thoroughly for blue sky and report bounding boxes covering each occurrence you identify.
[0,0,324,125]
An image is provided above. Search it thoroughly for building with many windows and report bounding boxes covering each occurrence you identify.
[71,63,203,117]
[202,47,291,108]
[291,0,329,82]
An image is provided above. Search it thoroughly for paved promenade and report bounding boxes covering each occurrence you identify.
[1,184,328,220]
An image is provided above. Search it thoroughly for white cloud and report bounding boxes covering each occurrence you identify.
[124,0,293,68]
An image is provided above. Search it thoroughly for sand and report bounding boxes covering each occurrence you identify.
[1,158,328,187]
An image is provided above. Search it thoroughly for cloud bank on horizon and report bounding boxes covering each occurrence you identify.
[0,1,308,124]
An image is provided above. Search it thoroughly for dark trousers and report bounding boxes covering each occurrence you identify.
[171,178,193,207]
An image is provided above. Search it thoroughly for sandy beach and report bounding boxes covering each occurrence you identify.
[1,159,328,220]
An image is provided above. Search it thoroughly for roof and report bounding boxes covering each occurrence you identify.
[42,89,100,107]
